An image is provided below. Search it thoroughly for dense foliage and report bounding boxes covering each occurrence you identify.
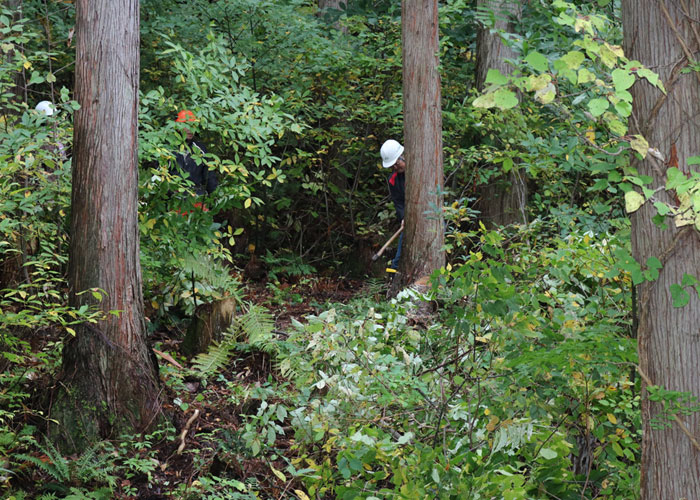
[1,0,647,498]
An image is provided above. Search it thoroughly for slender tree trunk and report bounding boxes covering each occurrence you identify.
[51,0,160,452]
[400,0,444,284]
[475,0,527,227]
[622,1,700,497]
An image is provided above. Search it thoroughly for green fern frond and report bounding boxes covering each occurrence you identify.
[180,253,242,301]
[191,337,237,375]
[236,303,274,346]
[14,440,70,482]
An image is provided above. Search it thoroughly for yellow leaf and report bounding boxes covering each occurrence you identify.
[270,465,286,482]
[66,327,76,336]
[607,413,617,425]
[244,198,252,209]
[24,61,32,70]
[295,490,311,500]
[484,408,491,415]
[486,415,499,432]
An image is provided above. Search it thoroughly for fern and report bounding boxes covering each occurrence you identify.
[15,439,70,483]
[14,441,117,491]
[191,303,277,377]
[180,253,242,302]
[191,336,237,375]
[236,303,274,347]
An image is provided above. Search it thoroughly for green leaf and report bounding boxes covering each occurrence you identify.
[539,448,558,460]
[612,68,635,92]
[671,283,690,308]
[559,50,585,70]
[577,68,595,84]
[524,51,549,72]
[688,156,700,165]
[46,72,56,83]
[485,68,509,85]
[654,201,671,216]
[493,88,519,110]
[666,167,687,191]
[625,191,645,213]
[681,273,698,287]
[588,98,609,117]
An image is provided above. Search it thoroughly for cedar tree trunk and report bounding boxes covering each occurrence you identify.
[475,0,527,227]
[622,1,700,497]
[400,0,445,283]
[52,0,160,452]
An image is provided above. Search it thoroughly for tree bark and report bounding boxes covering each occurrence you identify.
[400,0,444,284]
[318,0,347,33]
[52,0,160,452]
[622,1,700,497]
[475,0,527,227]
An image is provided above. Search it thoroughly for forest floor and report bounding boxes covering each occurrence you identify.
[137,275,368,499]
[10,273,372,499]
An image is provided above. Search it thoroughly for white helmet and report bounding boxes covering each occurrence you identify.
[380,139,404,168]
[35,100,57,116]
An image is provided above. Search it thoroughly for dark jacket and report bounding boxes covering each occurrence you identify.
[172,139,218,196]
[388,171,405,221]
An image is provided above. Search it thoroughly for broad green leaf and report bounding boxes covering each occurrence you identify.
[559,51,585,70]
[526,73,551,92]
[682,273,699,287]
[539,448,558,460]
[473,92,496,109]
[671,283,690,308]
[524,51,549,72]
[600,43,621,68]
[637,67,666,93]
[588,98,609,117]
[666,167,687,190]
[607,118,627,136]
[612,68,635,92]
[492,88,519,110]
[624,191,645,213]
[485,68,509,85]
[654,201,671,216]
[577,68,595,84]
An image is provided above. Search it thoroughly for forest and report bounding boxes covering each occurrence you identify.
[2,0,700,498]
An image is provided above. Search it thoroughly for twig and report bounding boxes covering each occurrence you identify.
[177,409,201,454]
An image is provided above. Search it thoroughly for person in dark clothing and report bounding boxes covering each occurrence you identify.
[172,110,218,197]
[380,139,406,269]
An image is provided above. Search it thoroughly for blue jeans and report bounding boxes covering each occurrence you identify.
[390,232,403,269]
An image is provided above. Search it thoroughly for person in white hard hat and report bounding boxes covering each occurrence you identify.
[34,100,67,161]
[380,139,406,269]
[35,100,57,116]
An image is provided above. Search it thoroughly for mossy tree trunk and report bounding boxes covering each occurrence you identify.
[51,0,160,452]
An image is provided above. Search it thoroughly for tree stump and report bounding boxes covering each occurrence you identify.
[181,297,237,357]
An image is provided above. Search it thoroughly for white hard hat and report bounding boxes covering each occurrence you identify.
[380,139,404,168]
[35,100,57,116]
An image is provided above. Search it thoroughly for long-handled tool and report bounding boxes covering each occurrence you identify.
[372,223,404,262]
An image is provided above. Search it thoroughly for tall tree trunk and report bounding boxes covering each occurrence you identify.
[475,0,527,227]
[2,0,25,117]
[318,0,347,33]
[400,0,444,284]
[51,0,160,452]
[622,1,700,497]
